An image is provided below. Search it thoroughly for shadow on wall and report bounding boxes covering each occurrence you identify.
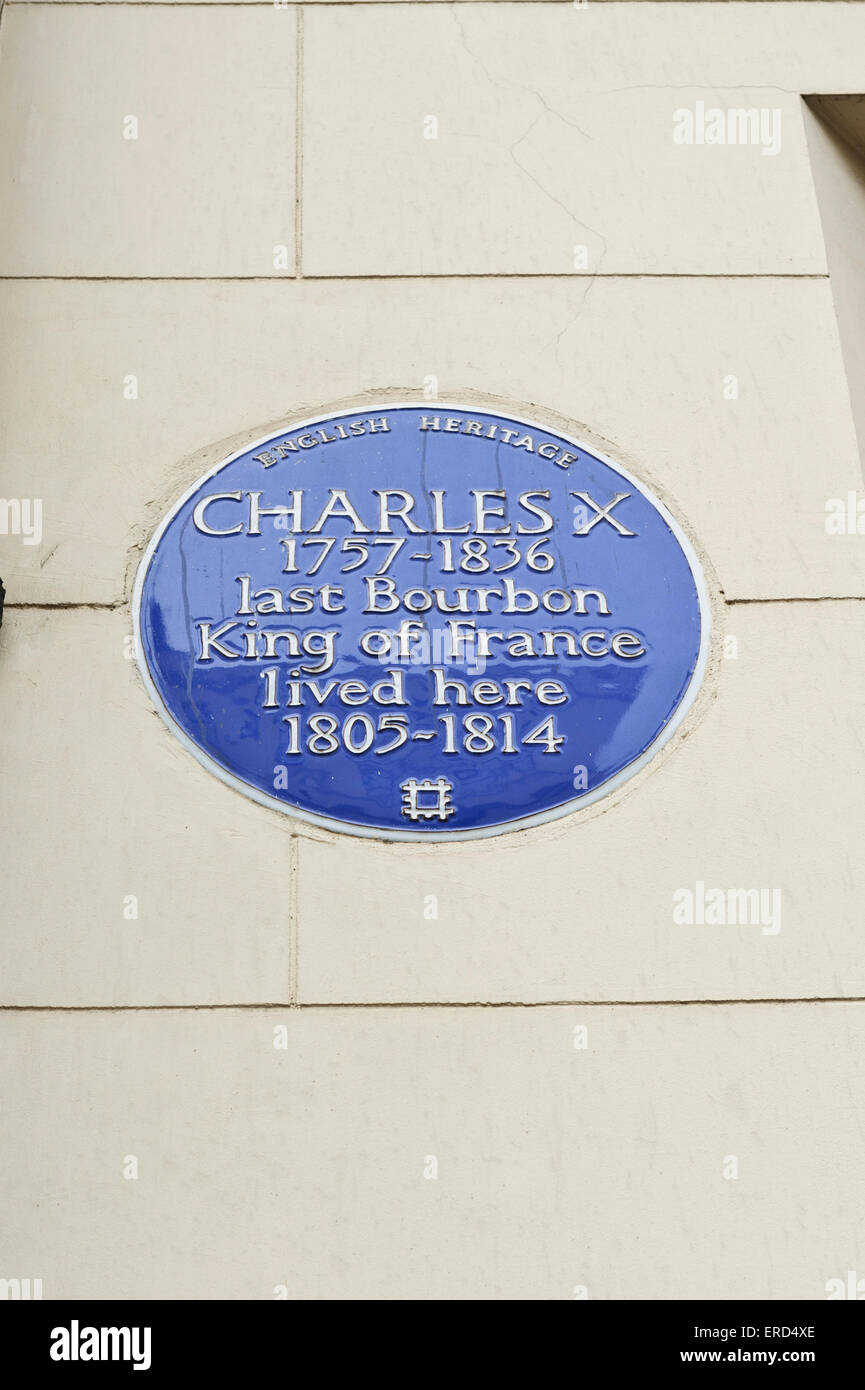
[804,94,865,478]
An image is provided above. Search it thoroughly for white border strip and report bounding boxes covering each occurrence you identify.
[133,402,712,843]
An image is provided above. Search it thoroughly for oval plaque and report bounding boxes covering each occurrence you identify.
[134,402,710,840]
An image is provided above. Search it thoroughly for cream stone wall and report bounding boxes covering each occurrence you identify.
[1,1,864,1300]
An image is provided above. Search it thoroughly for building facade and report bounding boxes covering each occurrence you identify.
[2,0,865,1299]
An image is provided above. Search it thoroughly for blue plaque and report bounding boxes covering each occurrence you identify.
[134,403,710,840]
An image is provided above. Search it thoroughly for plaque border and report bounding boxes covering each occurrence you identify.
[133,401,712,842]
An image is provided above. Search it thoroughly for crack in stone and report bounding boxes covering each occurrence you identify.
[450,3,595,144]
[447,7,609,363]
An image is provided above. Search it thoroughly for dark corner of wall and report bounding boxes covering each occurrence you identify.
[803,95,865,474]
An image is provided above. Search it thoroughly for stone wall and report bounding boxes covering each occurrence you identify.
[1,0,864,1299]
